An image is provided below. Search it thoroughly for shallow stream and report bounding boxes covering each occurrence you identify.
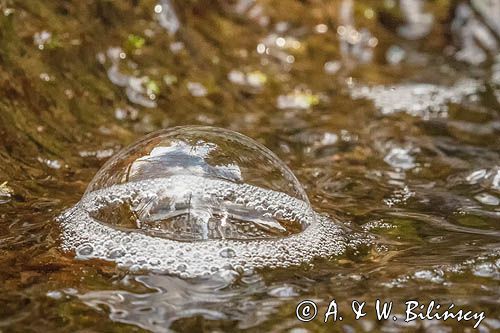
[0,0,499,332]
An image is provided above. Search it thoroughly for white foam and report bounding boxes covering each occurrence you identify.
[58,176,349,277]
[350,79,481,119]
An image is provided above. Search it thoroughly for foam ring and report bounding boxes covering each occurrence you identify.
[58,176,348,278]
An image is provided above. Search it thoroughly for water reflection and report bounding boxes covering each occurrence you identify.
[78,272,287,332]
[350,79,482,119]
[0,0,500,331]
[155,0,180,36]
[398,0,433,39]
[451,1,499,65]
[338,0,378,64]
[102,47,158,108]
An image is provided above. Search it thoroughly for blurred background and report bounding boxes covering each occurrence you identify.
[0,0,499,332]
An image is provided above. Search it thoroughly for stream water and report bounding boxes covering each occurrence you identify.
[0,0,499,332]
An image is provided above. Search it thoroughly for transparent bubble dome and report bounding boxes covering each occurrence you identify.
[58,126,348,277]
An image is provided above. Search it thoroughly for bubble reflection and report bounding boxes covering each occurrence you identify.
[78,272,295,332]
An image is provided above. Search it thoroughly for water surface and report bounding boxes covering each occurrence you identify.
[0,0,499,332]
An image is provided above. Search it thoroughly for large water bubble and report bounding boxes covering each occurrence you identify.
[59,126,349,277]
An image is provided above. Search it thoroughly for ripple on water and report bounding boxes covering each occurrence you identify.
[77,272,287,331]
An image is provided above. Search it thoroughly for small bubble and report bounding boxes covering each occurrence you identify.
[107,248,126,259]
[219,248,236,258]
[154,4,162,13]
[148,258,161,266]
[256,43,266,54]
[276,37,286,47]
[314,24,328,34]
[76,243,94,256]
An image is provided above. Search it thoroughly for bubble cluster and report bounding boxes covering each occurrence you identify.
[58,126,349,277]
